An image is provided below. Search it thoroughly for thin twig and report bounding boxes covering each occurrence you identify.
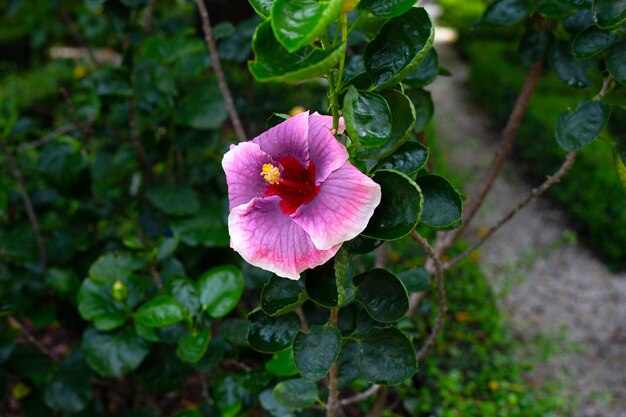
[340,384,381,406]
[410,231,447,362]
[295,307,310,333]
[374,243,387,268]
[144,0,157,35]
[441,62,543,251]
[0,137,47,272]
[596,75,613,101]
[326,308,340,417]
[194,0,247,142]
[446,152,576,270]
[18,124,77,151]
[7,316,55,359]
[60,88,90,140]
[366,386,389,417]
[407,291,426,318]
[129,97,153,183]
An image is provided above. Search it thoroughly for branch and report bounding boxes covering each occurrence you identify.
[60,88,91,140]
[144,0,157,35]
[441,62,543,251]
[18,124,77,151]
[326,308,340,417]
[596,75,613,101]
[7,316,55,359]
[446,152,576,270]
[366,386,389,417]
[410,231,447,362]
[0,137,47,272]
[194,0,247,142]
[340,384,381,406]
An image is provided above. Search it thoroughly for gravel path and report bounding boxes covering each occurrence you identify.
[429,38,626,417]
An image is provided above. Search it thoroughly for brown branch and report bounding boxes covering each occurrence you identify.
[0,137,47,272]
[194,0,247,142]
[129,97,153,183]
[60,88,90,140]
[374,242,387,268]
[295,307,310,333]
[7,316,55,359]
[144,0,157,35]
[596,75,613,101]
[410,231,447,362]
[326,308,340,417]
[446,152,576,270]
[340,384,381,406]
[441,62,543,251]
[366,386,389,417]
[18,124,77,151]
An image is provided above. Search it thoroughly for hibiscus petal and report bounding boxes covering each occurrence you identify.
[307,113,348,183]
[252,111,310,167]
[222,142,274,210]
[291,163,381,250]
[229,196,341,280]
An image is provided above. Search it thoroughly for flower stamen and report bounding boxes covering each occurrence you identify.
[261,163,281,184]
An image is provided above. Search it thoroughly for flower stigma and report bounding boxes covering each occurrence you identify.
[261,163,281,184]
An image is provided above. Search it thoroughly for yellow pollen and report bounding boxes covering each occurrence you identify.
[261,163,281,184]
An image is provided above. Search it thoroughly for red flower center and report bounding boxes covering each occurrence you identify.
[265,157,319,215]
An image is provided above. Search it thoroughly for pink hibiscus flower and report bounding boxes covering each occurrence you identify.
[222,111,381,280]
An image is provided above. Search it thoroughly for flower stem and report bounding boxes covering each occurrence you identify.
[330,8,349,133]
[326,308,340,417]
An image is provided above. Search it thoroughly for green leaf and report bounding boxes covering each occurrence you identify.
[548,41,591,88]
[375,141,429,175]
[357,327,417,385]
[607,40,626,86]
[88,252,146,283]
[261,275,307,316]
[343,86,392,147]
[359,0,416,17]
[173,83,227,130]
[43,350,92,413]
[404,49,439,88]
[407,88,434,133]
[272,378,319,410]
[592,0,626,29]
[364,7,434,90]
[249,21,346,83]
[45,267,79,298]
[247,310,300,353]
[270,0,342,53]
[77,279,127,331]
[362,170,423,240]
[166,276,201,318]
[82,327,150,377]
[249,0,274,18]
[38,140,87,191]
[134,295,185,328]
[615,150,626,191]
[172,209,229,248]
[416,174,463,229]
[197,265,244,318]
[572,26,621,59]
[519,28,553,66]
[265,348,299,376]
[555,100,611,152]
[293,325,341,381]
[537,0,572,19]
[177,328,211,363]
[479,0,534,27]
[259,389,296,417]
[352,90,416,160]
[354,269,409,323]
[146,185,200,216]
[397,267,430,292]
[305,253,347,308]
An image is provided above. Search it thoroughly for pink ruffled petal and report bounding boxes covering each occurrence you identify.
[228,196,341,280]
[222,142,274,210]
[307,113,348,183]
[252,111,310,167]
[291,163,381,250]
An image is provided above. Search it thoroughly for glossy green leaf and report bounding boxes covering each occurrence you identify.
[362,170,423,240]
[265,348,299,376]
[88,252,146,283]
[249,0,274,18]
[259,388,296,417]
[592,0,626,29]
[416,174,463,229]
[563,9,594,33]
[555,100,611,152]
[197,265,244,318]
[247,310,300,353]
[537,0,572,19]
[397,267,430,292]
[261,274,307,316]
[352,89,416,160]
[43,351,92,413]
[357,327,417,385]
[176,328,211,363]
[134,295,184,328]
[548,41,591,88]
[270,0,342,53]
[375,141,429,175]
[343,86,391,147]
[354,269,409,323]
[304,251,348,308]
[249,21,346,83]
[293,325,341,381]
[166,275,201,317]
[146,185,200,216]
[480,0,534,27]
[77,279,127,331]
[347,235,382,254]
[272,378,319,410]
[519,29,553,66]
[572,26,621,59]
[404,49,439,88]
[364,7,434,90]
[173,83,227,130]
[359,0,416,17]
[82,327,150,377]
[407,88,434,133]
[607,40,626,86]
